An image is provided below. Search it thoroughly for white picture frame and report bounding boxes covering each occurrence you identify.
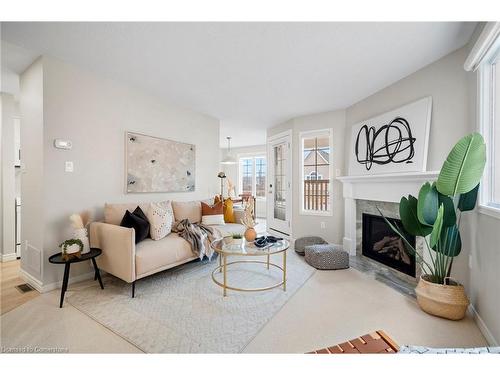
[348,97,432,176]
[125,131,196,193]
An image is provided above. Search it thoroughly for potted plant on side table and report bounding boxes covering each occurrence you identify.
[379,132,486,320]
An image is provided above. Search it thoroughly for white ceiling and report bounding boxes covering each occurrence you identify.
[1,22,476,147]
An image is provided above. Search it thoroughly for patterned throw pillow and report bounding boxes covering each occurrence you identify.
[146,201,174,241]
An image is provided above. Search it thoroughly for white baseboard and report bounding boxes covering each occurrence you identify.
[19,268,96,294]
[40,271,96,293]
[19,268,44,293]
[468,304,499,346]
[1,252,18,262]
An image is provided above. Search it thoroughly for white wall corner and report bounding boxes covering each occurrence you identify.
[20,268,97,294]
[343,237,355,256]
[19,268,44,293]
[468,304,499,347]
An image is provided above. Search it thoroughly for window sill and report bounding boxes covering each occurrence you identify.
[478,204,500,221]
[299,210,333,217]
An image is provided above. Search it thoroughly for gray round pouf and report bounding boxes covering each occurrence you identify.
[294,236,328,255]
[304,244,349,270]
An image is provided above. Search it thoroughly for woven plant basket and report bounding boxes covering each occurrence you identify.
[415,275,469,320]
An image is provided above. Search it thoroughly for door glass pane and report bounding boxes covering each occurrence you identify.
[255,157,266,198]
[274,143,286,221]
[240,158,253,195]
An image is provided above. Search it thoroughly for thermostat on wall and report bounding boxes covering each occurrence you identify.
[54,139,72,150]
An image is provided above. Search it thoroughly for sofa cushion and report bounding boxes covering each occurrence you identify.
[135,233,195,277]
[120,207,150,244]
[105,202,150,225]
[172,200,202,223]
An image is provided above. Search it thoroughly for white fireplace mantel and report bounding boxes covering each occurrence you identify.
[336,171,439,255]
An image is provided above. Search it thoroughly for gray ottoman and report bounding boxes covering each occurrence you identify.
[294,236,327,255]
[304,244,349,270]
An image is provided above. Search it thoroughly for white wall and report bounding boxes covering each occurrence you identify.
[336,42,500,344]
[20,56,221,287]
[268,109,346,244]
[466,25,500,346]
[267,41,472,245]
[346,47,471,172]
[472,213,500,344]
[19,58,44,280]
[267,43,500,343]
[344,46,474,286]
[1,93,19,260]
[1,67,20,97]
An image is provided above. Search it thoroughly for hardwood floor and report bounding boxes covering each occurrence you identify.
[1,260,40,315]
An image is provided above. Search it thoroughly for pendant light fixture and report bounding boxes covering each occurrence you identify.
[221,136,237,165]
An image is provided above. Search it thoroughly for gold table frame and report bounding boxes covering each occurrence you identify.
[211,237,289,297]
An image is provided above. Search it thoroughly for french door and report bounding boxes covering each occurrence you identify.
[267,131,292,236]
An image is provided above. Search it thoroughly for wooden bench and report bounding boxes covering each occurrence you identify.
[307,330,399,354]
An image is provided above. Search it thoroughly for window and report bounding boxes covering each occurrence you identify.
[306,171,323,180]
[478,33,500,216]
[493,58,500,206]
[239,155,266,198]
[300,129,333,215]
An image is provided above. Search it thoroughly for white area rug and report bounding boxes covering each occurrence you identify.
[67,250,314,353]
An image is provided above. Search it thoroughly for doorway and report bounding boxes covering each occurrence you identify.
[267,130,292,237]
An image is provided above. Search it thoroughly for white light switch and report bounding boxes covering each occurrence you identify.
[54,139,73,149]
[65,161,74,172]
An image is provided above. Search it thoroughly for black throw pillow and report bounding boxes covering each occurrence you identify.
[120,206,150,244]
[132,206,149,224]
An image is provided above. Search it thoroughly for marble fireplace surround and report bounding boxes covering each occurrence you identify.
[337,171,439,279]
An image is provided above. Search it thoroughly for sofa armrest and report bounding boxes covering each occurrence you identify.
[89,222,136,283]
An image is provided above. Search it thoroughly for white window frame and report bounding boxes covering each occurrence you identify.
[477,35,500,220]
[299,128,334,216]
[237,153,267,200]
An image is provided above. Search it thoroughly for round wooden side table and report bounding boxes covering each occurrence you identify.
[48,248,104,308]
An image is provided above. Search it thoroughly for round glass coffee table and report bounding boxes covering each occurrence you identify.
[211,236,289,297]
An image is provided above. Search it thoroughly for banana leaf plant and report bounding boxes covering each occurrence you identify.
[378,132,486,285]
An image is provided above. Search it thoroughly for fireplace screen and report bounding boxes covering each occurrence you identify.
[362,213,416,277]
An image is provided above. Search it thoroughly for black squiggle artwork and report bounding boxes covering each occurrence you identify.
[355,117,416,171]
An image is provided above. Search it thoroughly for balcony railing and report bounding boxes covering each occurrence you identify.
[303,179,330,211]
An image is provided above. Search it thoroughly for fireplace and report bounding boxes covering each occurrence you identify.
[362,213,416,277]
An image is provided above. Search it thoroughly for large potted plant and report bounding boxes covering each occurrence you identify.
[379,132,486,320]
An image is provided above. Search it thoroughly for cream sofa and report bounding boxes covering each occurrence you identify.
[89,200,245,297]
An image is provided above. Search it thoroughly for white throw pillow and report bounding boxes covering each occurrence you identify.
[201,214,225,226]
[146,201,174,240]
